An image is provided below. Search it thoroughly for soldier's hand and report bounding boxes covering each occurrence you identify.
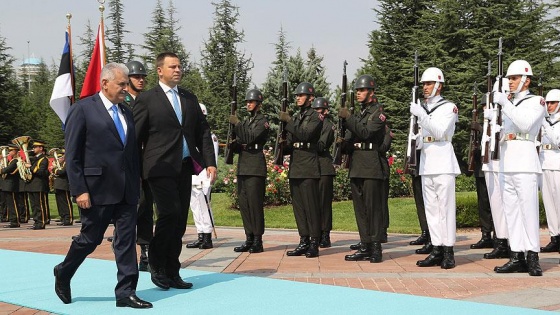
[279,111,291,122]
[336,137,345,144]
[229,114,240,125]
[410,101,424,117]
[471,121,482,132]
[338,108,351,119]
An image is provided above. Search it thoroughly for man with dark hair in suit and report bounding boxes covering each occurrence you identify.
[134,52,217,290]
[54,62,152,308]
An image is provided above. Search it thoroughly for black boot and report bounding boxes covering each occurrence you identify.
[483,238,510,259]
[199,233,213,249]
[287,236,310,256]
[540,235,559,252]
[410,230,429,245]
[494,251,528,273]
[186,233,204,248]
[415,240,433,255]
[345,242,372,261]
[441,246,455,269]
[234,235,254,252]
[349,242,361,250]
[249,235,264,253]
[526,251,543,276]
[319,231,331,248]
[138,244,150,272]
[370,242,382,263]
[470,232,494,249]
[416,246,443,267]
[305,237,319,258]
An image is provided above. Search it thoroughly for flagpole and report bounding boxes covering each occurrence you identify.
[98,0,106,66]
[66,13,75,105]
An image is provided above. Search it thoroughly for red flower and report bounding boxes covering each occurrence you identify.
[388,156,394,166]
[396,168,403,175]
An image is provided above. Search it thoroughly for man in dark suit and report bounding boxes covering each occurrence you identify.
[53,62,152,308]
[134,52,217,290]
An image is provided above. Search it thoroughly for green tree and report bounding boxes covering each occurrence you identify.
[200,0,253,140]
[0,30,24,143]
[303,47,330,99]
[105,0,131,63]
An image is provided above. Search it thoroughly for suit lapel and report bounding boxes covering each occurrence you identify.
[178,89,188,125]
[155,85,182,126]
[93,94,122,143]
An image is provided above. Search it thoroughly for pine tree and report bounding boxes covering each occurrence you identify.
[200,0,253,139]
[303,47,330,99]
[0,30,24,143]
[105,0,131,63]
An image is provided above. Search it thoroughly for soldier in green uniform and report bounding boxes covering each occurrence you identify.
[26,140,50,229]
[52,150,74,226]
[1,145,21,228]
[123,60,147,110]
[229,89,269,253]
[339,75,387,263]
[279,82,323,258]
[311,97,336,248]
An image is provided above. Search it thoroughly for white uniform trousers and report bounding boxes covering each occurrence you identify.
[500,172,540,252]
[484,171,508,239]
[421,174,456,246]
[190,187,214,234]
[542,170,560,236]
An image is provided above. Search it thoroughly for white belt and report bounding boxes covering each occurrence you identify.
[541,143,559,150]
[423,136,449,143]
[505,133,533,141]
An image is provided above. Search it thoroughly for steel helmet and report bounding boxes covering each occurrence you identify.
[546,89,560,102]
[492,78,510,93]
[199,103,208,116]
[245,89,263,102]
[420,67,445,83]
[354,75,376,90]
[311,97,329,109]
[505,60,533,77]
[295,82,315,95]
[126,60,147,76]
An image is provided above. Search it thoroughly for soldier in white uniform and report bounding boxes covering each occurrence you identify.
[409,67,461,269]
[493,60,545,276]
[538,89,560,254]
[185,104,220,249]
[481,79,510,260]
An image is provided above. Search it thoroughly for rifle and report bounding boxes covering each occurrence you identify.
[224,73,237,165]
[491,37,503,161]
[404,50,419,175]
[537,72,543,154]
[481,60,492,164]
[273,67,288,166]
[467,82,479,172]
[332,60,348,166]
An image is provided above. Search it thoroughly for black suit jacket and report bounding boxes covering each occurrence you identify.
[134,84,216,179]
[64,93,140,206]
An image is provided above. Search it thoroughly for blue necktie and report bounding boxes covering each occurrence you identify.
[111,105,126,145]
[170,89,190,158]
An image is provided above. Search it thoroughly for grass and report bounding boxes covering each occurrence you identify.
[47,191,479,235]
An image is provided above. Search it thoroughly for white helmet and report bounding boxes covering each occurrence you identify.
[505,60,533,77]
[199,103,208,116]
[420,67,445,83]
[546,89,560,102]
[492,78,510,93]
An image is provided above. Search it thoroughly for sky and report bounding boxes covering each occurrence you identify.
[1,0,379,89]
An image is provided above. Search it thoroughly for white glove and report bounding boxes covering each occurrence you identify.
[492,91,510,107]
[535,140,541,147]
[483,108,493,120]
[408,132,420,141]
[491,124,501,135]
[410,101,425,118]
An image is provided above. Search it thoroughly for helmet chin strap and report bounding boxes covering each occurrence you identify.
[549,104,560,116]
[512,75,527,94]
[428,82,440,99]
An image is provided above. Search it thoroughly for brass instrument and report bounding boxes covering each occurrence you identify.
[11,136,33,182]
[0,145,8,179]
[49,148,63,171]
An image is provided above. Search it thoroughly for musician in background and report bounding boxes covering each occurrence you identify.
[0,149,6,223]
[25,140,50,230]
[1,145,21,228]
[52,149,73,226]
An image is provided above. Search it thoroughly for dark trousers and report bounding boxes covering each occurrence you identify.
[57,202,138,299]
[383,177,390,231]
[412,175,428,231]
[319,175,334,232]
[136,180,154,245]
[28,191,48,227]
[475,176,493,234]
[148,161,192,276]
[237,175,265,236]
[0,191,6,220]
[289,178,321,238]
[4,191,18,224]
[350,178,385,243]
[55,189,73,224]
[17,192,29,222]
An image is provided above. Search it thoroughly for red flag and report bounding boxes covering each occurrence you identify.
[80,19,106,98]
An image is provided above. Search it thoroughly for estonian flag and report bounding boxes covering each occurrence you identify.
[49,27,74,123]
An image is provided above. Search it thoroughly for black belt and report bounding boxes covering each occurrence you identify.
[353,142,377,150]
[242,144,261,150]
[293,142,313,149]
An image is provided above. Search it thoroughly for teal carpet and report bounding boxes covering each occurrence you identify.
[0,249,550,315]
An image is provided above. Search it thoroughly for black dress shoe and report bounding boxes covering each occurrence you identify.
[57,222,73,226]
[116,295,153,308]
[54,266,71,304]
[168,275,193,289]
[150,268,170,290]
[28,225,45,230]
[3,224,20,228]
